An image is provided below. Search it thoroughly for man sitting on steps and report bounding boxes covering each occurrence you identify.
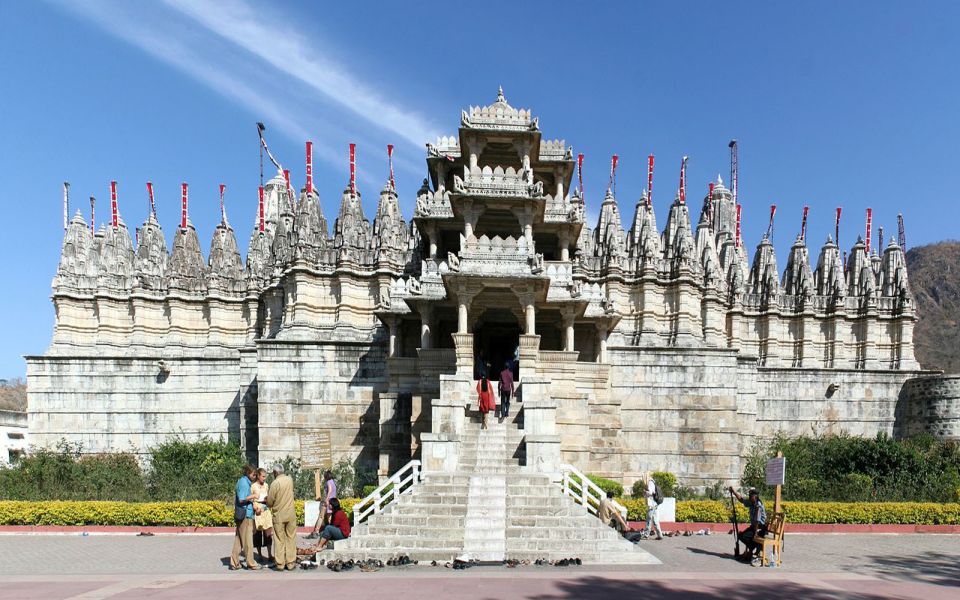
[598,491,629,534]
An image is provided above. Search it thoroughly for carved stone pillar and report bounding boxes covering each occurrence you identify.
[560,306,576,352]
[558,229,570,262]
[512,206,534,245]
[555,166,565,200]
[596,323,609,363]
[424,222,438,260]
[387,316,398,358]
[452,332,474,376]
[419,304,433,350]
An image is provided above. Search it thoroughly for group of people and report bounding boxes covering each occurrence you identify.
[596,475,770,566]
[597,472,664,541]
[230,466,351,571]
[475,353,516,429]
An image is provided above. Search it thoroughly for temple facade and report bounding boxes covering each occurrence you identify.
[28,91,944,489]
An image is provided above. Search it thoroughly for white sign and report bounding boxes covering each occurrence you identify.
[765,457,786,486]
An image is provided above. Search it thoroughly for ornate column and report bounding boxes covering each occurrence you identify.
[460,199,484,241]
[596,322,609,363]
[554,166,565,200]
[419,304,433,350]
[423,222,438,260]
[386,316,398,358]
[560,306,576,352]
[558,229,571,262]
[512,206,534,245]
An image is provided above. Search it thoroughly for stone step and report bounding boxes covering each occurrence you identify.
[505,527,621,540]
[355,515,465,528]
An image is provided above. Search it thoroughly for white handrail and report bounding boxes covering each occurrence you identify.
[558,463,627,520]
[353,460,422,524]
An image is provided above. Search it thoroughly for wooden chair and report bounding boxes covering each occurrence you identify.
[759,512,785,567]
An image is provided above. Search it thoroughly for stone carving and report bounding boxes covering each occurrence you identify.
[97,218,136,292]
[207,222,245,296]
[166,221,206,294]
[55,212,97,292]
[294,189,329,264]
[134,213,168,292]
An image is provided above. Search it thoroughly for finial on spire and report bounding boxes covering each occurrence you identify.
[110,181,119,228]
[707,182,715,224]
[878,225,884,251]
[306,141,314,194]
[678,156,688,205]
[283,169,294,210]
[728,140,738,205]
[835,207,842,248]
[63,182,70,232]
[497,85,505,103]
[219,184,227,225]
[898,213,906,251]
[647,154,654,208]
[180,183,188,229]
[577,153,584,200]
[349,142,357,194]
[735,203,742,248]
[608,154,619,195]
[146,182,156,218]
[258,185,265,233]
[387,144,395,190]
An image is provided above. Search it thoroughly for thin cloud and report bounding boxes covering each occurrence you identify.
[162,0,440,146]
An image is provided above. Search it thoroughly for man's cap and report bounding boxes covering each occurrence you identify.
[748,487,758,496]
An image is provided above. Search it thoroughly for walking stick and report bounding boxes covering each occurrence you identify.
[730,490,741,558]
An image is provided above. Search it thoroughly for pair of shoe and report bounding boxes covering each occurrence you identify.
[305,532,319,540]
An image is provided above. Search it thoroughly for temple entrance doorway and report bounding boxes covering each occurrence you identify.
[473,307,521,381]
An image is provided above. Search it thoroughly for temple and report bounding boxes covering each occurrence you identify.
[29,90,948,490]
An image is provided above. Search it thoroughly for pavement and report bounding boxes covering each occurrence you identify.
[1,532,957,599]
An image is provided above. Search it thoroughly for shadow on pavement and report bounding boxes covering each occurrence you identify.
[525,577,908,600]
[685,546,739,560]
[864,549,960,588]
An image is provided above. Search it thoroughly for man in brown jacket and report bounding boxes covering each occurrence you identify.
[266,463,297,570]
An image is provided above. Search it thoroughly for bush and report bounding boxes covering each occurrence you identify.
[742,433,960,503]
[0,440,147,502]
[146,435,246,503]
[651,472,677,498]
[330,458,378,498]
[587,475,624,497]
[0,498,363,527]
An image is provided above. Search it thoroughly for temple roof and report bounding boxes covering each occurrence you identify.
[461,87,538,132]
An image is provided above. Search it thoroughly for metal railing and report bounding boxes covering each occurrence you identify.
[352,460,423,525]
[558,463,627,519]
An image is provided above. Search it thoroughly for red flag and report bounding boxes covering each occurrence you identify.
[180,183,188,229]
[735,204,742,248]
[387,144,395,189]
[349,143,357,194]
[865,207,873,253]
[258,186,265,232]
[678,156,688,205]
[577,153,584,200]
[306,141,314,193]
[146,182,155,217]
[646,154,654,207]
[219,184,226,224]
[110,180,118,227]
[801,205,809,241]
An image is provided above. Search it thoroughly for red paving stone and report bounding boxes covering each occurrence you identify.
[33,575,954,600]
[0,581,110,600]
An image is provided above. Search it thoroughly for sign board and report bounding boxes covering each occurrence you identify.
[299,430,332,470]
[765,456,786,486]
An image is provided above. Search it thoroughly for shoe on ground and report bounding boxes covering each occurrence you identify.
[246,564,261,571]
[305,532,319,540]
[656,535,663,540]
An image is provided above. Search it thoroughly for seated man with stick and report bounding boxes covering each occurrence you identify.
[728,486,767,565]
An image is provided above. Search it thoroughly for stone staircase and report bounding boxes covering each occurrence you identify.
[326,410,657,564]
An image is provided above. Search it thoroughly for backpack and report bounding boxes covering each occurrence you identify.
[653,483,664,505]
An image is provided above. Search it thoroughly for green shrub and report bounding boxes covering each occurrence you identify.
[330,458,378,498]
[146,435,245,503]
[651,472,677,497]
[742,433,960,503]
[0,440,147,502]
[586,474,623,497]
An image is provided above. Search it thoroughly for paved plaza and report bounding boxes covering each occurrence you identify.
[1,532,956,599]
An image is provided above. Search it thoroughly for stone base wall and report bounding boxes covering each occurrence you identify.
[26,354,242,455]
[754,368,927,439]
[254,337,388,471]
[894,374,960,440]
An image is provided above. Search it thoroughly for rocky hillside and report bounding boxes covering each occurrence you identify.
[907,241,960,373]
[0,378,26,412]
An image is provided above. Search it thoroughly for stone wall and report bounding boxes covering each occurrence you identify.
[894,374,960,440]
[254,336,388,470]
[26,354,242,455]
[754,368,927,439]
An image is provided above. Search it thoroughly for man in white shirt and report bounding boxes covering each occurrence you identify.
[643,474,664,540]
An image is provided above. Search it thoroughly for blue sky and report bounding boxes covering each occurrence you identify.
[1,0,958,379]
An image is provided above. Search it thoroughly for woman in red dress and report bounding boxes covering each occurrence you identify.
[477,363,496,429]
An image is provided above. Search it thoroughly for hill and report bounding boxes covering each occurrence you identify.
[907,241,960,373]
